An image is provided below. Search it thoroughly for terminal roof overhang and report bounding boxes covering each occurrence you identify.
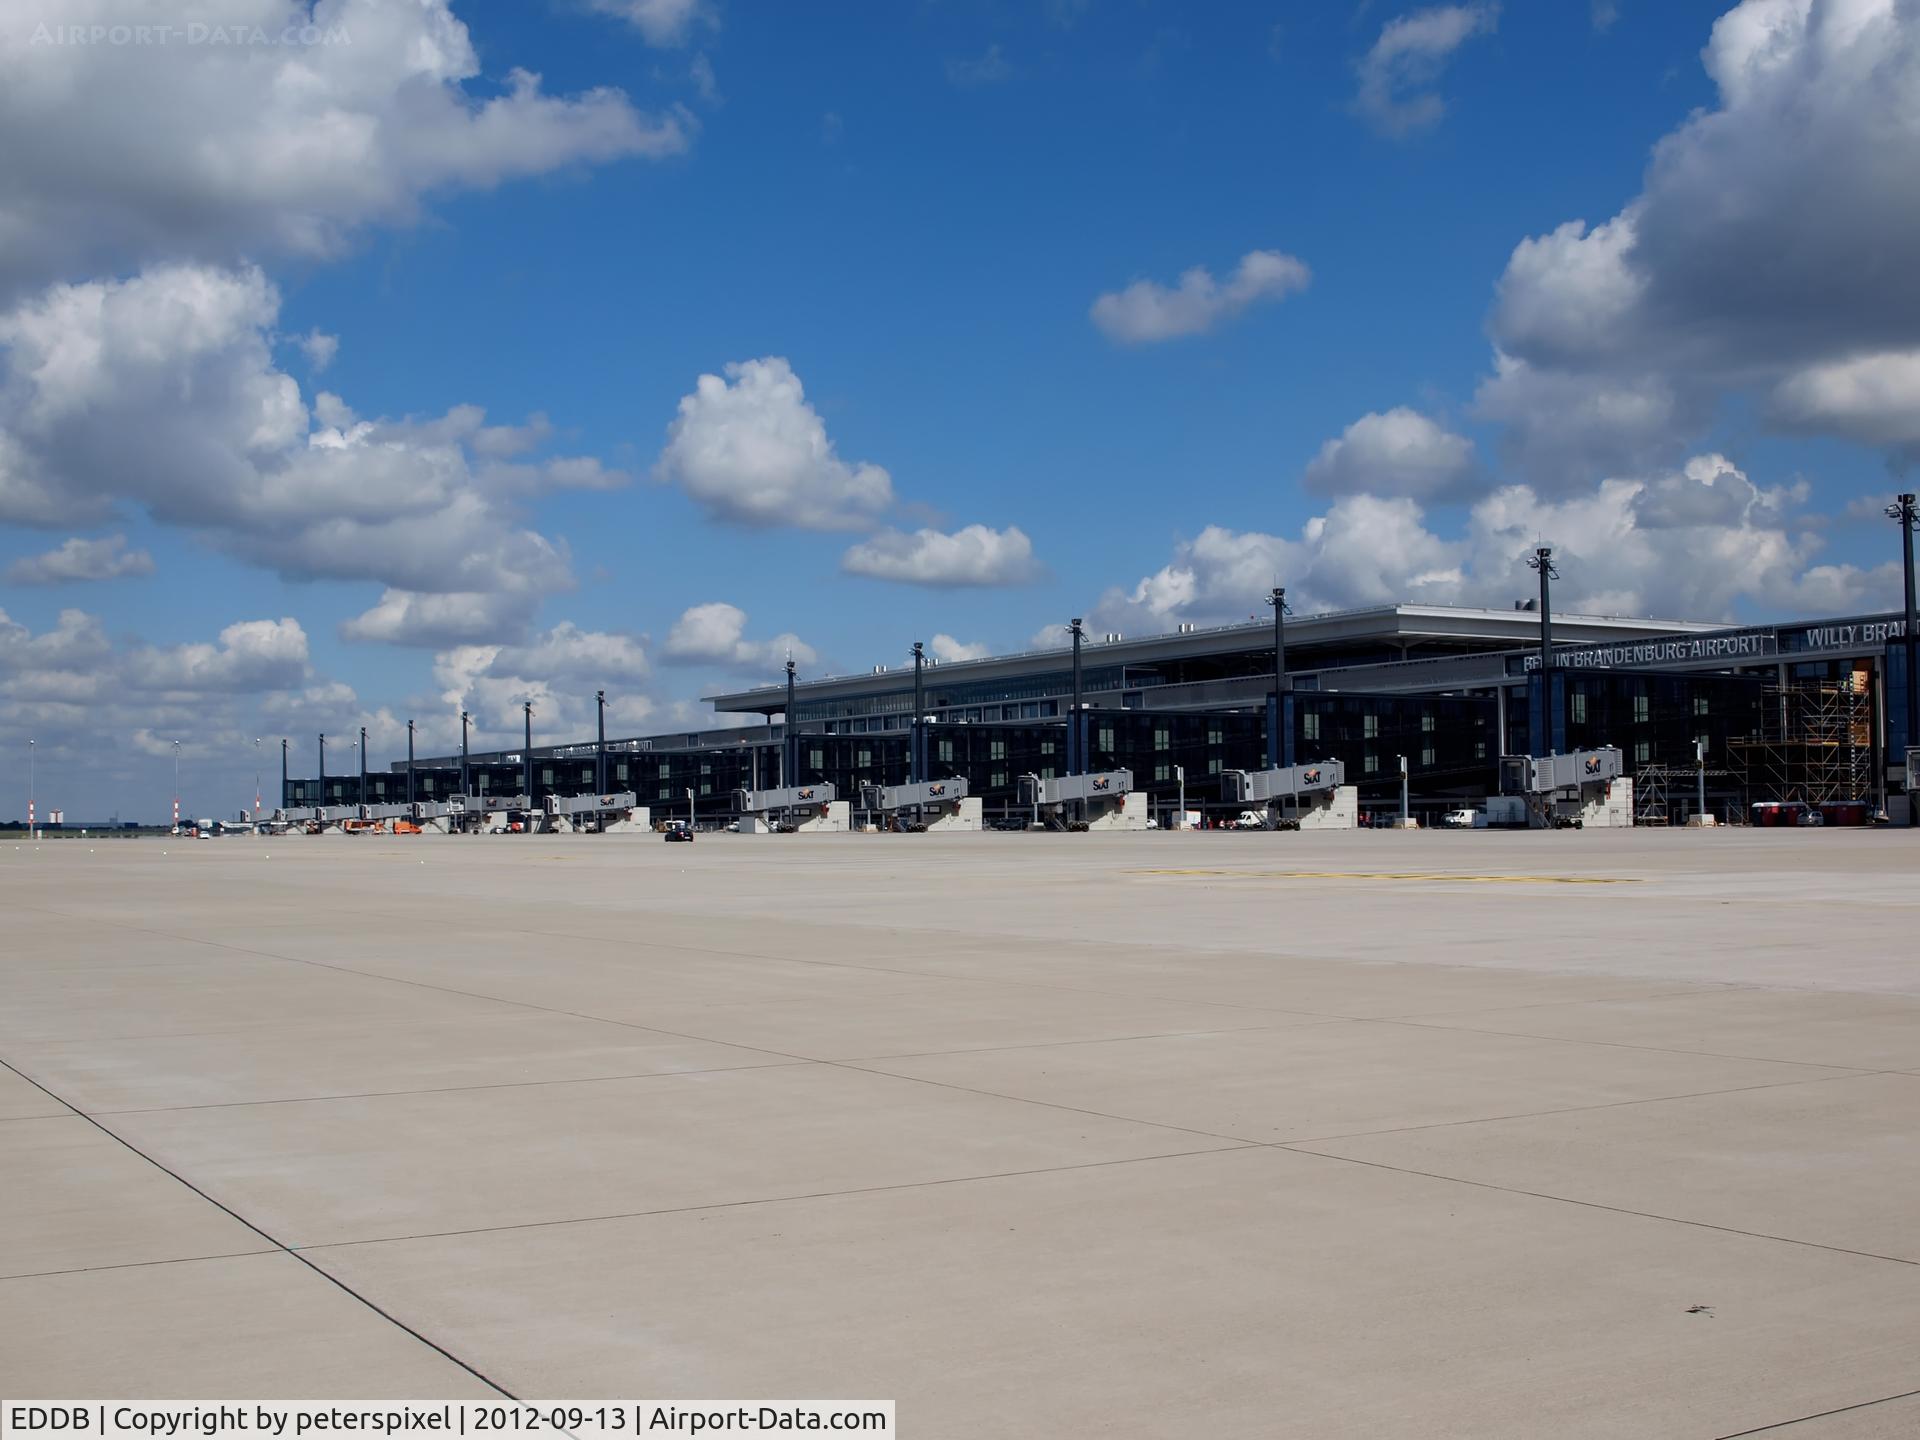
[705,603,1719,713]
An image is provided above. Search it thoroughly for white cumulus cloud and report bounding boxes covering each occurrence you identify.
[654,357,894,529]
[930,633,991,662]
[662,602,817,673]
[840,525,1040,587]
[0,0,690,295]
[1353,3,1500,138]
[1088,454,1895,635]
[1090,249,1311,344]
[585,0,715,46]
[5,534,154,585]
[1480,0,1920,477]
[1303,408,1480,500]
[0,263,622,644]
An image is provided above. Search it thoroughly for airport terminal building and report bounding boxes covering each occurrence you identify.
[283,603,1915,826]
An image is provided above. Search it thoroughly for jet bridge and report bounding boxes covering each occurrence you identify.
[1221,759,1356,829]
[540,791,648,833]
[857,777,980,831]
[409,796,468,834]
[731,782,848,833]
[1017,770,1145,830]
[1498,747,1632,828]
[306,805,355,833]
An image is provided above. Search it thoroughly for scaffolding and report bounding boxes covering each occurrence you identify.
[1730,679,1872,805]
[1632,765,1738,825]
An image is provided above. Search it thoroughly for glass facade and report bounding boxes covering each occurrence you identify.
[1521,669,1766,768]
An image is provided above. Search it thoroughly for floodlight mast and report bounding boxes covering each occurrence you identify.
[911,641,926,785]
[1527,546,1560,757]
[1267,586,1291,767]
[1889,493,1918,826]
[522,700,533,804]
[1068,619,1085,775]
[596,689,608,794]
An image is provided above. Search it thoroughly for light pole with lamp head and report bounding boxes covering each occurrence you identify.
[459,711,470,798]
[1067,618,1087,823]
[253,737,261,821]
[173,738,182,832]
[1527,546,1559,757]
[1067,618,1085,774]
[27,737,34,838]
[911,641,926,785]
[1888,493,1918,825]
[1267,586,1291,768]
[596,689,607,794]
[522,700,533,806]
[406,720,415,805]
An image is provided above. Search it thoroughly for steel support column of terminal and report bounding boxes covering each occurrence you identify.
[783,658,798,789]
[1528,547,1559,758]
[1890,493,1918,825]
[596,689,607,794]
[522,701,534,803]
[1068,618,1085,776]
[911,641,926,785]
[1267,586,1292,768]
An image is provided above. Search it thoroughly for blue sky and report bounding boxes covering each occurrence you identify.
[2,0,1917,819]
